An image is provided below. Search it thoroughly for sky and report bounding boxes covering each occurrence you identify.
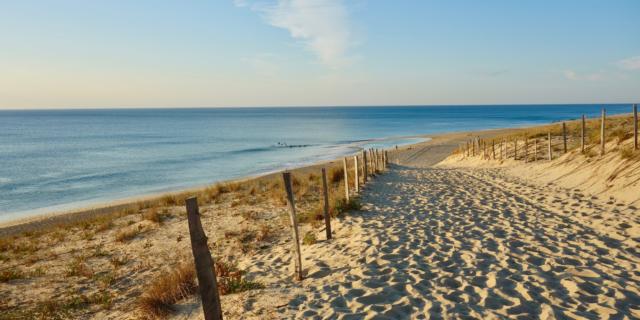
[0,0,639,109]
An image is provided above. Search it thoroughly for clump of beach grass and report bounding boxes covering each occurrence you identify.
[66,255,94,278]
[137,262,197,319]
[302,231,317,245]
[115,225,144,242]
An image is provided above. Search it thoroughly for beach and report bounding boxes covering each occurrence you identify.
[1,118,639,319]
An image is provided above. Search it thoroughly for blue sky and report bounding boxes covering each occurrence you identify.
[0,0,638,108]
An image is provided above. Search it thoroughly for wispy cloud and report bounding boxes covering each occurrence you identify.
[616,56,640,71]
[235,0,355,68]
[563,70,604,81]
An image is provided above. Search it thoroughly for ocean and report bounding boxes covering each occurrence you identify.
[0,104,632,222]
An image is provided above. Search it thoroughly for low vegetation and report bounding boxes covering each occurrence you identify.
[454,111,640,162]
[137,262,198,319]
[1,152,375,319]
[215,259,264,295]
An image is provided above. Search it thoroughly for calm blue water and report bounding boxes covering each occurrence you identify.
[0,105,632,222]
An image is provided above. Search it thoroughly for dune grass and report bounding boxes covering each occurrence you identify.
[455,112,639,161]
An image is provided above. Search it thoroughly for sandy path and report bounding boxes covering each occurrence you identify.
[268,163,639,318]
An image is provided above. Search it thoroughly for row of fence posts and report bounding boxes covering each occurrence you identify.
[183,147,390,319]
[461,105,638,162]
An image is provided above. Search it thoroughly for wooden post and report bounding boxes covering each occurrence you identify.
[547,132,552,160]
[321,168,331,240]
[562,122,567,154]
[634,104,638,150]
[343,158,349,202]
[472,139,475,156]
[362,151,368,182]
[371,149,376,173]
[492,140,496,159]
[501,139,505,159]
[353,156,359,193]
[185,197,223,320]
[534,138,538,161]
[600,108,606,156]
[581,115,585,153]
[524,137,529,163]
[282,172,303,281]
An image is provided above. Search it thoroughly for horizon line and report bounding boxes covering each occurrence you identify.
[0,102,637,111]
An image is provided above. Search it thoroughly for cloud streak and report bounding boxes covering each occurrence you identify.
[236,0,355,68]
[563,70,604,81]
[617,56,640,71]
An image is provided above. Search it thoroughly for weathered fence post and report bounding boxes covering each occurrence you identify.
[524,137,529,163]
[343,158,349,202]
[501,139,505,159]
[562,122,567,154]
[547,132,552,160]
[534,138,538,161]
[282,172,303,281]
[362,151,368,183]
[492,140,496,159]
[472,139,476,156]
[185,197,223,320]
[369,149,374,173]
[321,168,331,240]
[600,108,606,156]
[634,104,638,150]
[353,156,359,193]
[581,115,585,153]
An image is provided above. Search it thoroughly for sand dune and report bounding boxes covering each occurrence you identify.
[170,144,636,319]
[247,164,638,319]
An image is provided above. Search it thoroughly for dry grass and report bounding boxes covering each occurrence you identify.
[115,226,142,242]
[142,207,166,223]
[0,269,25,283]
[0,152,378,319]
[455,112,639,161]
[619,146,640,160]
[137,262,197,319]
[0,291,114,319]
[65,255,94,278]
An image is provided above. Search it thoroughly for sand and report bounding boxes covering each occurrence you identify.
[2,125,639,319]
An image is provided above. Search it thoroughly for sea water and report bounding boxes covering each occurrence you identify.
[0,104,631,221]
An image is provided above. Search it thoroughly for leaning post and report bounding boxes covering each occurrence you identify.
[185,197,223,320]
[343,158,350,202]
[562,122,567,154]
[353,155,359,193]
[634,104,638,150]
[525,137,529,163]
[581,115,585,153]
[321,168,331,240]
[282,172,303,281]
[600,108,606,156]
[362,151,368,183]
[492,140,496,160]
[547,132,552,160]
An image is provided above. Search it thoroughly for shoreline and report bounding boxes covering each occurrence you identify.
[1,112,631,236]
[0,135,436,236]
[0,135,430,229]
